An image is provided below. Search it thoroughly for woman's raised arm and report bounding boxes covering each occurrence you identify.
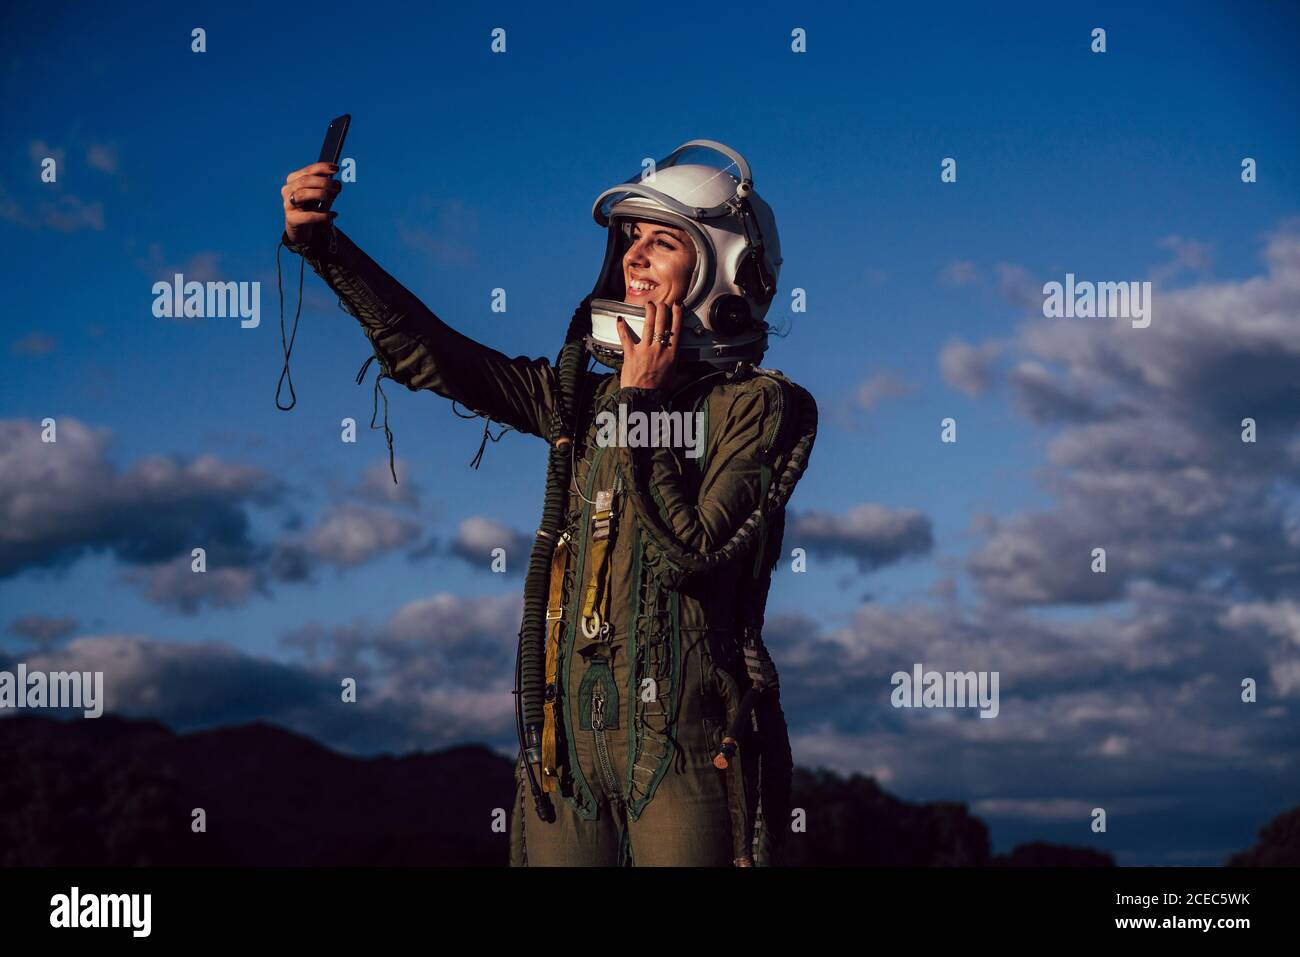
[280,163,561,440]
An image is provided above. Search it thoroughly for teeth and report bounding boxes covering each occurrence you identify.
[630,279,657,291]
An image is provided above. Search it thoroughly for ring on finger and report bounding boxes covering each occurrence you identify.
[289,190,299,208]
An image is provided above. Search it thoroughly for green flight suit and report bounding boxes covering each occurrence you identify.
[280,224,813,866]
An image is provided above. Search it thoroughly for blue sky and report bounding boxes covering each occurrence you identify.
[2,0,1298,865]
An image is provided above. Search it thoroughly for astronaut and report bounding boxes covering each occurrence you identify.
[279,140,817,866]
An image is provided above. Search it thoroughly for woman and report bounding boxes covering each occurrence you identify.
[279,140,817,866]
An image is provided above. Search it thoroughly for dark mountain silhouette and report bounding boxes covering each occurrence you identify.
[1226,805,1300,866]
[991,841,1113,867]
[0,715,511,866]
[779,768,1113,866]
[0,714,1125,866]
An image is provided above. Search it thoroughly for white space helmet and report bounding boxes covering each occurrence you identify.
[586,140,782,370]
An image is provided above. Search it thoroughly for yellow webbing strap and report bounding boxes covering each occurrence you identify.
[580,489,616,627]
[541,533,570,792]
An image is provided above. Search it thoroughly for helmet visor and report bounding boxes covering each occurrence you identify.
[593,140,752,225]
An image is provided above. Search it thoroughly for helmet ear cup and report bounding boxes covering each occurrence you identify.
[709,294,752,336]
[734,244,777,302]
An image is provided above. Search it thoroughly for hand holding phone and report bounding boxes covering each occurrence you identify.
[281,114,351,244]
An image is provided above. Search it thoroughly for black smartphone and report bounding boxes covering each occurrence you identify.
[305,114,350,212]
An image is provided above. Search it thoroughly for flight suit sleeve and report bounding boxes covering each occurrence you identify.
[280,223,560,439]
[608,378,789,554]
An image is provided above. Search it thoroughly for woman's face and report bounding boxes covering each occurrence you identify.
[622,220,695,308]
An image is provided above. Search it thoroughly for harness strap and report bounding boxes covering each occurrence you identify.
[580,496,613,619]
[540,532,570,792]
[579,472,622,634]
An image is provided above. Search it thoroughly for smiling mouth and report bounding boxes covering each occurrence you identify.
[626,277,658,299]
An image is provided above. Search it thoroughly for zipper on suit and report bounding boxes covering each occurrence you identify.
[590,683,621,801]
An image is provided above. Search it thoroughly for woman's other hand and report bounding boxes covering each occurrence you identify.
[616,300,683,391]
